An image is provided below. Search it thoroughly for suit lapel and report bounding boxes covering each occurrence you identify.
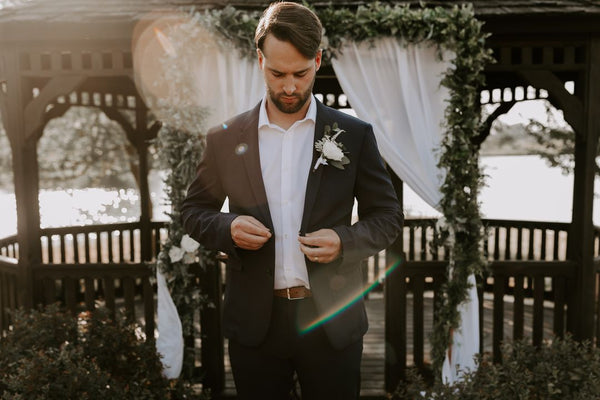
[239,102,274,229]
[300,101,333,234]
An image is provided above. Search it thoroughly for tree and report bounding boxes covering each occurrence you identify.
[38,106,140,190]
[524,104,588,176]
[0,106,158,192]
[482,100,589,176]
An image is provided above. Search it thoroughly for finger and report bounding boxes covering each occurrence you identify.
[299,243,330,259]
[298,234,320,248]
[299,243,316,256]
[300,233,341,262]
[234,231,270,248]
[236,241,264,250]
[232,216,271,239]
[235,239,267,250]
[240,217,271,237]
[244,215,270,231]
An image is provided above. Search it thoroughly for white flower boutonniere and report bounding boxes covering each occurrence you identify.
[313,123,350,172]
[168,234,200,264]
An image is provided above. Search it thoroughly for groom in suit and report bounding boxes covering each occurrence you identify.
[182,2,402,399]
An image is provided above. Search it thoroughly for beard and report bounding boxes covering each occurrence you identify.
[267,76,315,114]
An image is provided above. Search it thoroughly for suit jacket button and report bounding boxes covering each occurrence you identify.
[266,269,273,277]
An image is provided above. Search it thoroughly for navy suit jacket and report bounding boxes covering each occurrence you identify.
[182,99,402,350]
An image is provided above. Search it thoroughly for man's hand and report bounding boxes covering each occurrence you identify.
[231,216,271,250]
[298,229,342,263]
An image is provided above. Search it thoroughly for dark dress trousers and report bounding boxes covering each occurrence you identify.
[181,99,403,352]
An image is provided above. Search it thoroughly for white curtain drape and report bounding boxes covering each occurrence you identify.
[332,37,451,208]
[156,269,184,379]
[442,274,479,383]
[332,37,478,383]
[156,49,263,379]
[193,47,264,129]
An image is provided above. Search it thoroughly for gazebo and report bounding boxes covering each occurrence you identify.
[1,0,599,398]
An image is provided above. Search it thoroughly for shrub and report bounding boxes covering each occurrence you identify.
[0,303,205,400]
[393,335,600,400]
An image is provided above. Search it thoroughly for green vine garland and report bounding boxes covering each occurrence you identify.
[155,1,492,383]
[323,3,491,379]
[151,18,217,378]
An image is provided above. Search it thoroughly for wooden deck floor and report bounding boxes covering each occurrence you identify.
[220,290,556,398]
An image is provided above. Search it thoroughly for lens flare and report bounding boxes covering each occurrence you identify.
[235,143,248,155]
[299,257,404,335]
[153,27,176,57]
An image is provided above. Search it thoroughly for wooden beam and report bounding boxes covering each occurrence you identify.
[102,107,136,144]
[0,46,41,309]
[135,102,153,261]
[23,75,86,141]
[517,69,583,135]
[567,36,600,340]
[385,167,405,392]
[29,103,72,143]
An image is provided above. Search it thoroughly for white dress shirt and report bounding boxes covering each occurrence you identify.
[258,95,316,290]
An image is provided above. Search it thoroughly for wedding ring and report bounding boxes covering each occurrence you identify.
[315,256,319,262]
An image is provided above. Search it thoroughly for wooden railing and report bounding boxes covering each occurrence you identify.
[399,218,570,264]
[382,256,576,389]
[39,221,168,264]
[32,262,155,340]
[0,255,18,336]
[0,222,168,338]
[0,218,588,396]
[482,219,569,261]
[486,260,575,360]
[0,235,18,259]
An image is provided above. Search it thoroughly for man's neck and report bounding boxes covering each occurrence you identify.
[266,98,311,131]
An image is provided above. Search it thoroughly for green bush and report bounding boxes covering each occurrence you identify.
[394,335,600,400]
[0,304,204,400]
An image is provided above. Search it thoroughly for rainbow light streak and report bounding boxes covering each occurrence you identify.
[153,27,176,57]
[299,257,404,335]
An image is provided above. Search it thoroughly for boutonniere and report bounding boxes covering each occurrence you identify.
[313,123,350,172]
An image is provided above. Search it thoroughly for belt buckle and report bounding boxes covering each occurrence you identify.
[287,287,302,300]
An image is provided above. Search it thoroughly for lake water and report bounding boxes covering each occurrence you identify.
[0,155,597,239]
[405,155,596,224]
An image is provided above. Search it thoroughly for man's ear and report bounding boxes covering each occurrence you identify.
[257,48,265,70]
[315,49,322,72]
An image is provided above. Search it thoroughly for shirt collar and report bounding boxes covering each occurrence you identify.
[258,94,317,130]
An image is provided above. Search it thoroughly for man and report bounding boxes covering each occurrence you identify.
[181,2,402,399]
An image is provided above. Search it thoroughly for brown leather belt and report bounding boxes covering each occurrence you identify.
[273,286,312,300]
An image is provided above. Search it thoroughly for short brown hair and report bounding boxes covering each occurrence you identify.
[255,2,323,59]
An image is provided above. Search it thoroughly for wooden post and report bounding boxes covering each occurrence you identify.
[385,166,405,393]
[1,47,42,309]
[200,260,225,394]
[568,36,600,340]
[135,102,153,262]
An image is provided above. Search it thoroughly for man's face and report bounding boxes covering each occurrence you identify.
[258,35,322,115]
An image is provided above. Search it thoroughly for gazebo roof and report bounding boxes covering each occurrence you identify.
[1,0,600,22]
[0,0,598,41]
